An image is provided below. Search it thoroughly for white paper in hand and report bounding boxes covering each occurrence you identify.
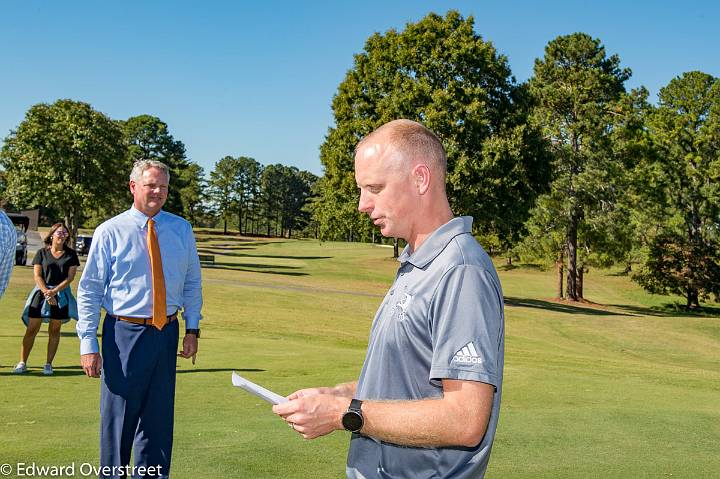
[232,371,288,405]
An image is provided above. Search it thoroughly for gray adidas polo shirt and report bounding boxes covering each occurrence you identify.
[347,217,504,479]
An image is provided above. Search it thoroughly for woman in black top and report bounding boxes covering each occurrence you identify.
[14,223,80,375]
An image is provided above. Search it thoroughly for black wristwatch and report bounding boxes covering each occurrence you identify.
[342,399,364,432]
[185,329,201,338]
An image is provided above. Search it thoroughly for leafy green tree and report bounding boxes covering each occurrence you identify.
[207,157,315,238]
[208,156,238,234]
[260,164,285,236]
[516,195,568,298]
[0,99,126,235]
[256,164,318,238]
[285,169,318,237]
[121,115,201,218]
[633,71,720,308]
[242,160,264,236]
[523,33,636,300]
[312,176,361,241]
[0,170,7,200]
[635,233,720,307]
[235,156,262,234]
[178,162,206,226]
[317,10,551,245]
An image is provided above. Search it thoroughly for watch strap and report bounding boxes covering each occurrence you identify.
[342,398,364,432]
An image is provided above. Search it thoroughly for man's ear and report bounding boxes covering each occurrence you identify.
[413,164,431,195]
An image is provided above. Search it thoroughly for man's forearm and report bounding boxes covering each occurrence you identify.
[357,381,494,448]
[359,398,479,447]
[273,381,492,446]
[366,400,447,446]
[331,381,357,398]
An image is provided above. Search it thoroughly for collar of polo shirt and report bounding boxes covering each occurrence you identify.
[398,217,474,269]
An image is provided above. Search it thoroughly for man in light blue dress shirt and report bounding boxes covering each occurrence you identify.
[77,160,202,479]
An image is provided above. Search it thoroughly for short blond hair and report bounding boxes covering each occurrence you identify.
[129,159,170,182]
[356,119,447,176]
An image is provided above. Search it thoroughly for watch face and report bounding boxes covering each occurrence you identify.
[342,411,363,432]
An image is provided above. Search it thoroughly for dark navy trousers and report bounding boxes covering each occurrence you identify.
[100,314,179,479]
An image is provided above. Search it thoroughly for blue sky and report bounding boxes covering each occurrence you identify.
[2,1,718,176]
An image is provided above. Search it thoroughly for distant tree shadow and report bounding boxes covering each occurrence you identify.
[504,297,629,316]
[198,246,256,254]
[203,263,309,276]
[607,303,720,318]
[198,248,331,261]
[208,242,279,249]
[506,296,720,318]
[210,261,299,270]
[0,365,86,377]
[176,368,265,374]
[3,332,104,340]
[1,367,267,377]
[607,271,631,277]
[498,263,546,272]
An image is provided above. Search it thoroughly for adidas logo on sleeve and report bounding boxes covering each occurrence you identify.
[452,342,483,365]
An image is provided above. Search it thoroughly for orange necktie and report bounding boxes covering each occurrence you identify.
[147,218,167,330]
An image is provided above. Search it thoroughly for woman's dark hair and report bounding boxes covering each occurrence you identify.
[44,223,72,249]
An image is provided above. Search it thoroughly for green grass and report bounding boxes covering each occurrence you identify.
[1,235,718,478]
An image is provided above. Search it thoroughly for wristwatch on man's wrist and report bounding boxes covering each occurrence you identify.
[342,399,364,432]
[185,328,201,338]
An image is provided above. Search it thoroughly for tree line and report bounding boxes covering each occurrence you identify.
[206,155,317,237]
[314,11,719,310]
[0,107,318,239]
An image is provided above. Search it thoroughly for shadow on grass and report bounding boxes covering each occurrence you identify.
[176,368,265,374]
[198,246,256,253]
[0,332,95,339]
[209,261,301,271]
[194,229,287,238]
[200,242,279,249]
[498,263,546,272]
[607,270,632,277]
[607,303,720,318]
[198,248,331,261]
[0,365,86,377]
[203,263,309,276]
[0,367,268,377]
[504,297,628,316]
[506,296,720,319]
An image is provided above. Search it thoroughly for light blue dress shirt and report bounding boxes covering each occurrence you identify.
[76,207,203,355]
[0,210,17,299]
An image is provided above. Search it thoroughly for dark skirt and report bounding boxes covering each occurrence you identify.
[27,290,69,320]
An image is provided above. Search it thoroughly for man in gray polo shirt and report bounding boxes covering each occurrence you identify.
[273,119,504,478]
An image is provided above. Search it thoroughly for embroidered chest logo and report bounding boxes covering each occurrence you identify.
[391,293,414,320]
[452,342,483,365]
